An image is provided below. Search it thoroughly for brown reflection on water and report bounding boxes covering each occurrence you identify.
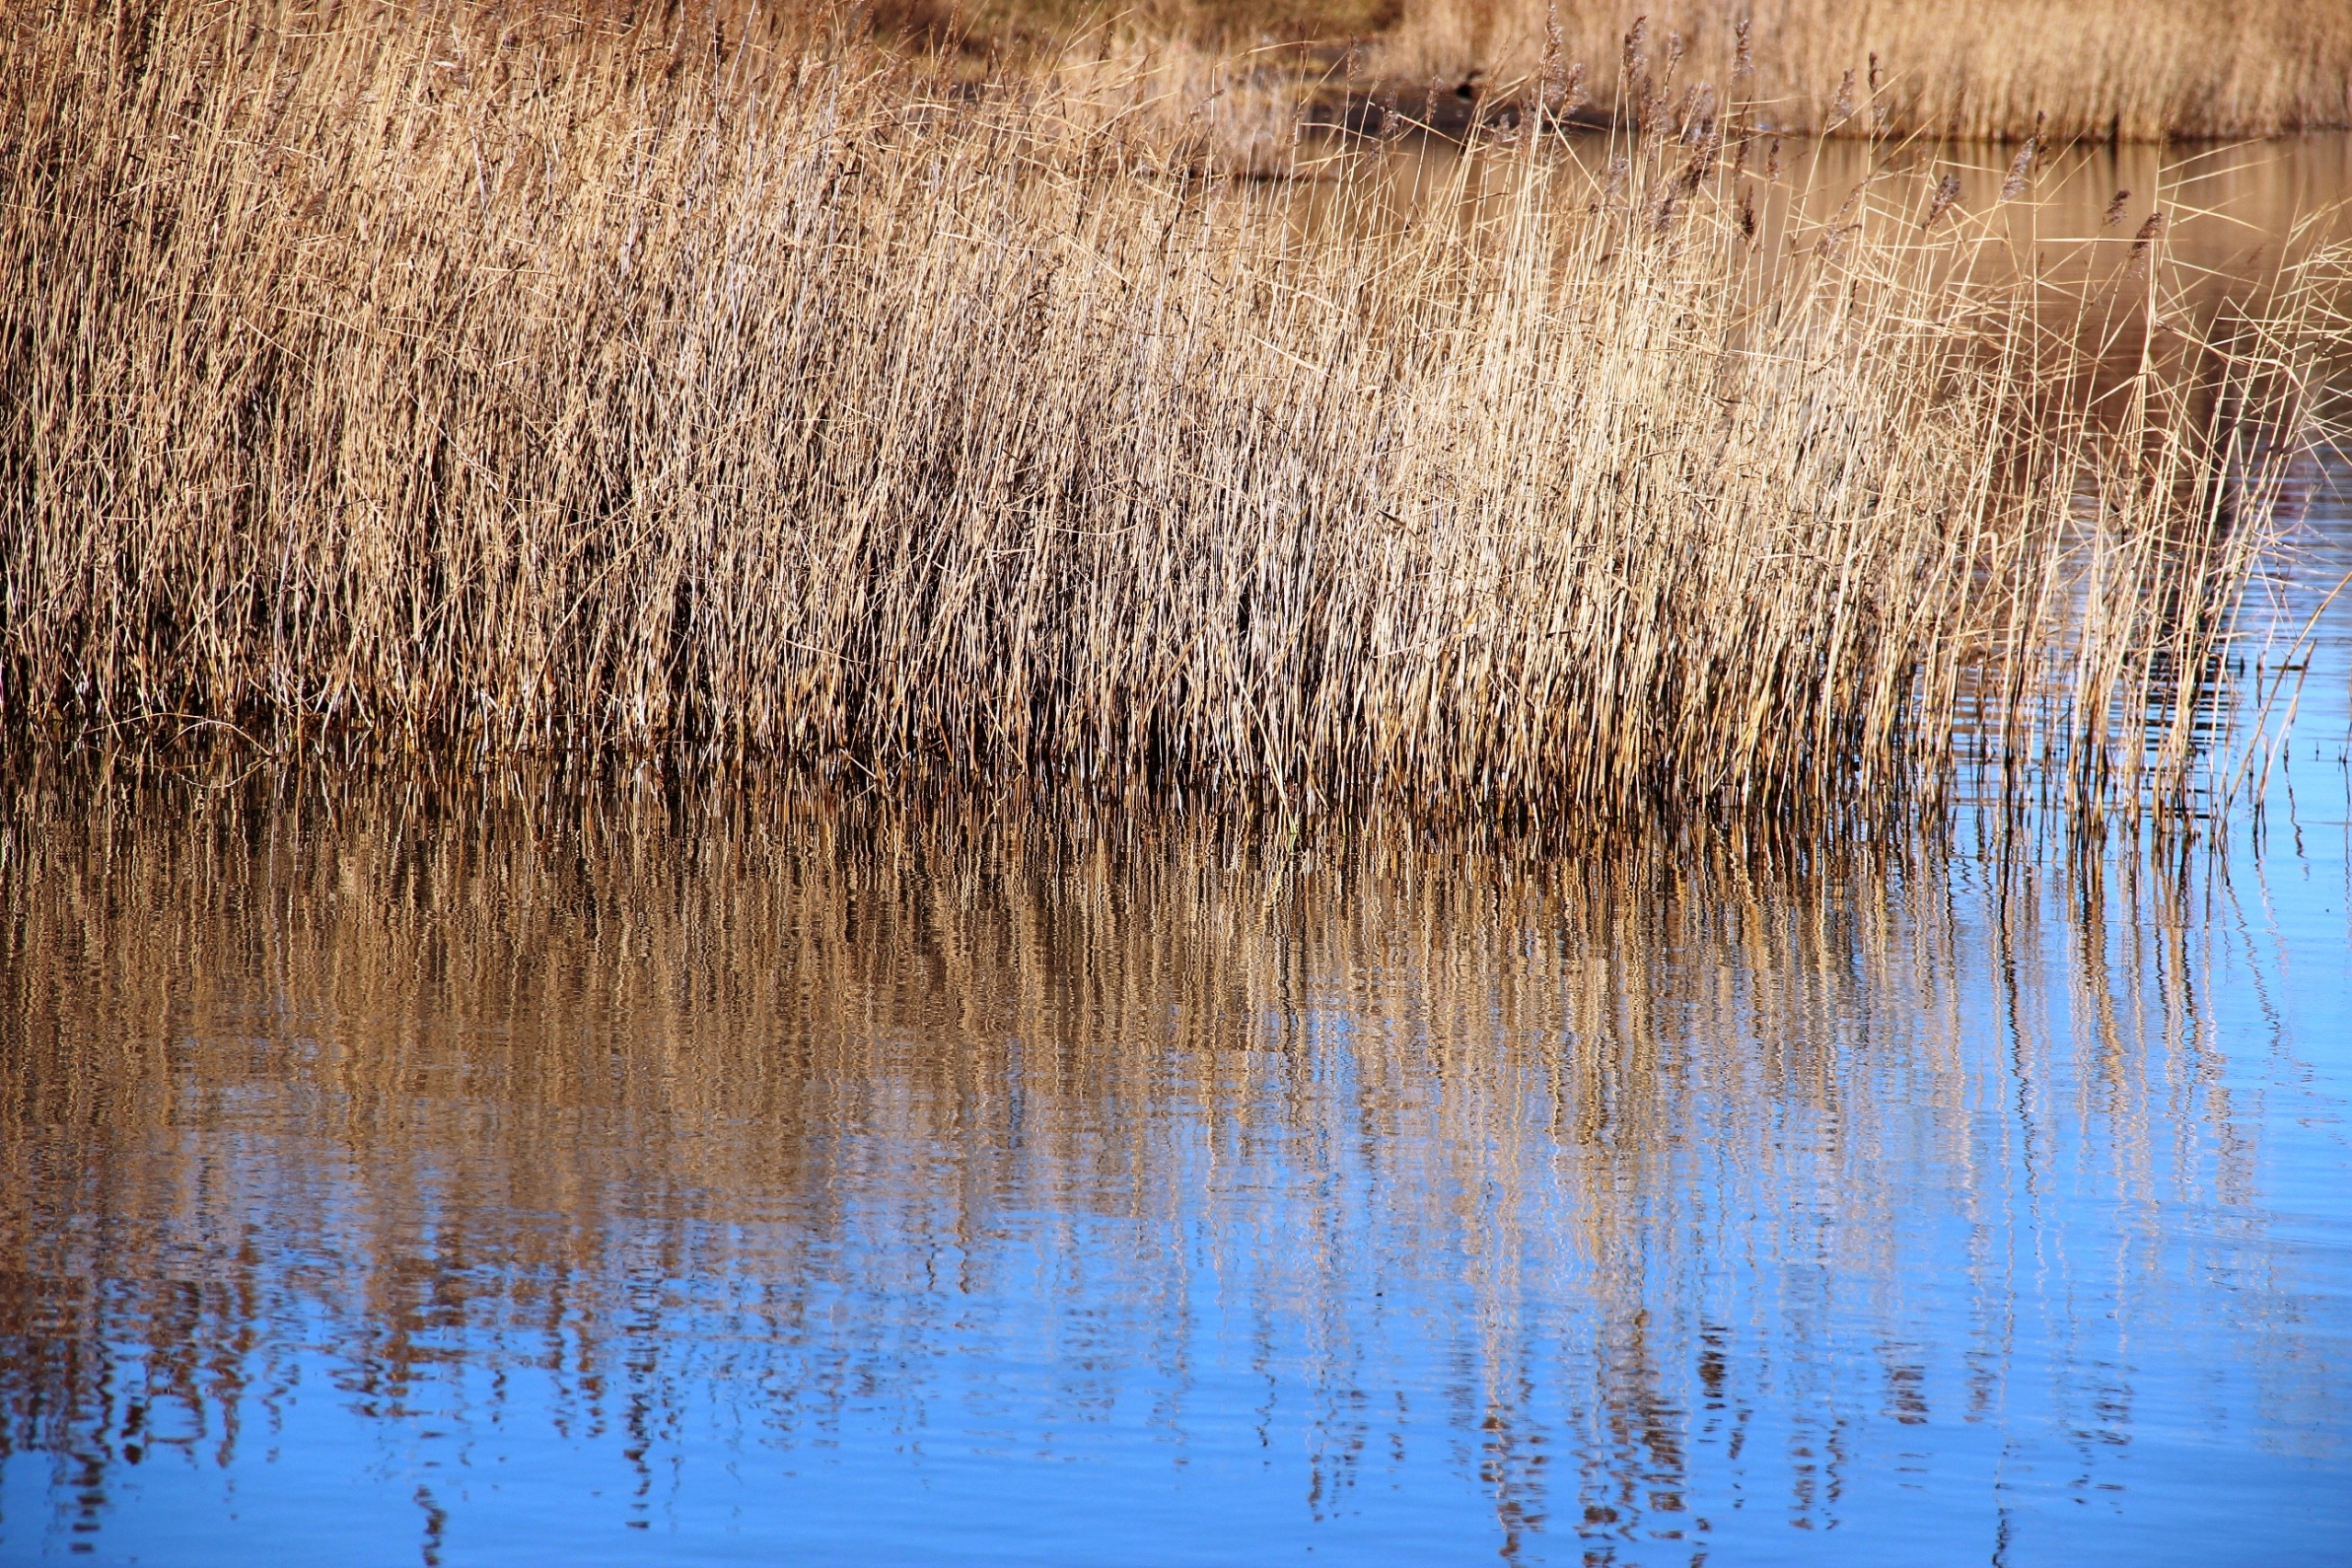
[0,768,2337,1560]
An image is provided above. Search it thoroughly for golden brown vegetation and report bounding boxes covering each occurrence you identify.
[0,0,2339,819]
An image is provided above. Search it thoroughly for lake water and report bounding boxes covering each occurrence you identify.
[4,139,2350,1566]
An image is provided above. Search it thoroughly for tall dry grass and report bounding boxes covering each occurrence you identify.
[0,0,2337,819]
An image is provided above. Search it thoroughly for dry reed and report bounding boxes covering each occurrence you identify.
[0,0,2338,820]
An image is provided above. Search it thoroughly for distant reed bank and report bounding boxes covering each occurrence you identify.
[1366,0,2352,142]
[877,0,2351,142]
[1,1,2343,819]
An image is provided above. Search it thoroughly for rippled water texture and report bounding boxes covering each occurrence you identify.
[5,139,2352,1566]
[5,772,2350,1567]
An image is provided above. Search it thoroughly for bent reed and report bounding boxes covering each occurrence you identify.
[0,0,2339,820]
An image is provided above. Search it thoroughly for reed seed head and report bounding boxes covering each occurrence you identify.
[1998,134,2038,201]
[2125,208,2166,278]
[1922,171,1962,229]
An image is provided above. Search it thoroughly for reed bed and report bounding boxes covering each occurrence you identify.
[0,0,2338,820]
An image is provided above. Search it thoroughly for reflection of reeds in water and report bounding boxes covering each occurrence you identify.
[1,770,2325,1549]
[3,2,2339,819]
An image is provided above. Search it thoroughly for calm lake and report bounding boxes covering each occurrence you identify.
[5,138,2350,1566]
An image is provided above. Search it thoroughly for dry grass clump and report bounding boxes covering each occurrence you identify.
[0,0,2337,819]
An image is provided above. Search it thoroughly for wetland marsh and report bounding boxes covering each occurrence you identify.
[4,3,2351,1562]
